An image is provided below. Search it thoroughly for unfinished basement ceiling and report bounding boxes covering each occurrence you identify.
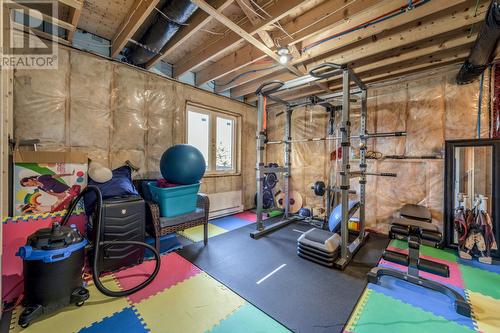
[68,0,492,102]
[78,0,137,40]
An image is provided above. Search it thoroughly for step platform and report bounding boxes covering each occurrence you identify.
[297,228,341,267]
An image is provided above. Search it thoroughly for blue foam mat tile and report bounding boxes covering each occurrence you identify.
[368,278,475,330]
[458,258,500,274]
[210,216,253,231]
[78,307,148,333]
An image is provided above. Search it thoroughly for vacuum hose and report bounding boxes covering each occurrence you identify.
[61,185,161,297]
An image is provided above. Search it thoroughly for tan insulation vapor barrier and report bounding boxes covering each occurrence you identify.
[13,47,257,209]
[265,69,491,233]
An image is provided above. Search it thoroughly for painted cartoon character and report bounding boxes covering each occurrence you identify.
[19,171,81,213]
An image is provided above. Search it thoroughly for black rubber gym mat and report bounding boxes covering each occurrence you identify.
[178,221,389,333]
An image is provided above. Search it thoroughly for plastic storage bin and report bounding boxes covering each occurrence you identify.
[148,182,200,217]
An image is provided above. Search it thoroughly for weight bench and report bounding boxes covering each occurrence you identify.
[368,204,471,317]
[297,200,359,267]
[390,204,443,247]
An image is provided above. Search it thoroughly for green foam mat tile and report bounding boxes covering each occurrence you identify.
[460,264,500,300]
[134,272,245,333]
[389,239,458,263]
[345,289,373,332]
[349,290,475,333]
[207,303,290,333]
[179,223,228,242]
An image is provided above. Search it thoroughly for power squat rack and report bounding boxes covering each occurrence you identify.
[253,63,404,269]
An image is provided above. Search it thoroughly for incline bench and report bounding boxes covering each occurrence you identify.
[368,204,471,317]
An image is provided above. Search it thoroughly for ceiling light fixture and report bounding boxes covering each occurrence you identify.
[277,47,291,64]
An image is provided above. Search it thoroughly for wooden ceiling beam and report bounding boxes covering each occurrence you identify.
[222,0,473,94]
[266,52,469,103]
[174,0,306,78]
[58,0,83,10]
[67,6,82,42]
[235,29,477,98]
[190,0,303,78]
[111,0,160,58]
[200,0,384,89]
[145,0,233,69]
[236,0,487,99]
[235,0,275,47]
[6,1,76,31]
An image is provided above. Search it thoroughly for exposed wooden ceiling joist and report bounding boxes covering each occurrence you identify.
[235,28,477,98]
[145,0,234,69]
[235,0,275,48]
[67,6,82,42]
[174,0,307,78]
[11,21,70,46]
[272,52,469,103]
[240,0,487,100]
[200,0,384,89]
[111,0,160,58]
[190,0,303,77]
[58,0,83,10]
[233,0,474,97]
[6,1,76,32]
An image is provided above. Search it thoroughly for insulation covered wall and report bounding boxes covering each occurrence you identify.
[266,68,491,233]
[13,47,257,209]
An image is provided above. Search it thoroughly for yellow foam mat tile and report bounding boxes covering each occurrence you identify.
[134,272,245,333]
[467,290,500,333]
[9,275,129,333]
[345,288,372,332]
[179,224,227,242]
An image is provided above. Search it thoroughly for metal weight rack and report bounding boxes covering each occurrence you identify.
[252,63,402,269]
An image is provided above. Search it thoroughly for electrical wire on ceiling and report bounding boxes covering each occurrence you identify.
[274,0,359,45]
[215,0,432,91]
[301,0,430,53]
[242,0,293,41]
[213,64,280,87]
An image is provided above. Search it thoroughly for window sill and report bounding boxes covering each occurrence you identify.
[203,172,241,178]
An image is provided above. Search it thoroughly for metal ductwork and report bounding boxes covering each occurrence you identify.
[456,0,500,84]
[125,0,198,66]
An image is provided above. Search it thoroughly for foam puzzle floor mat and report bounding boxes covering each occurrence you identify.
[345,239,500,333]
[5,253,290,333]
[178,213,256,242]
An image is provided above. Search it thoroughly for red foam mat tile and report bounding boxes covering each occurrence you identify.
[113,252,202,304]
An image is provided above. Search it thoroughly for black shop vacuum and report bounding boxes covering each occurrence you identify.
[16,186,161,327]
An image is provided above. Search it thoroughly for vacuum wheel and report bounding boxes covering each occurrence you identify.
[76,301,85,307]
[20,323,29,328]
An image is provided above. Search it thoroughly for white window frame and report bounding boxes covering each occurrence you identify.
[186,103,240,176]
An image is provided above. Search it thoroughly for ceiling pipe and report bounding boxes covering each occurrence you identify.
[125,0,198,66]
[456,0,500,84]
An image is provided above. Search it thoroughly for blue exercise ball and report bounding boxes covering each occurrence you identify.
[160,144,206,185]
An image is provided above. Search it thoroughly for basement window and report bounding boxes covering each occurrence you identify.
[186,104,239,175]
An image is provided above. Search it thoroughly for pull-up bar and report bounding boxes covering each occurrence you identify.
[265,131,406,145]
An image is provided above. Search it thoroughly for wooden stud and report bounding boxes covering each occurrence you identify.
[66,6,82,42]
[58,0,83,10]
[111,0,160,58]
